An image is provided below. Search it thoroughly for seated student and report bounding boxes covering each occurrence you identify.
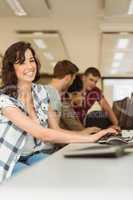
[62,74,89,130]
[45,61,100,134]
[67,76,112,129]
[0,41,117,183]
[67,74,84,108]
[68,68,120,131]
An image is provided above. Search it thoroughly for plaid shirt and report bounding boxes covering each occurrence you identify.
[0,83,50,183]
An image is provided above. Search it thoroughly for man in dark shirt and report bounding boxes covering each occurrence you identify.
[70,67,119,130]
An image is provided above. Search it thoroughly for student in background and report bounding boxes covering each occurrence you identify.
[67,74,84,109]
[45,60,100,134]
[70,67,119,131]
[0,42,117,183]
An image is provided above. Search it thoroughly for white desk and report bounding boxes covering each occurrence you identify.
[1,143,133,200]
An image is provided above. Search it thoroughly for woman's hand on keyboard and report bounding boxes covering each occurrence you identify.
[104,127,119,135]
[110,125,121,132]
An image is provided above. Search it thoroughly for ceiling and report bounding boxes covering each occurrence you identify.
[0,0,50,17]
[16,30,68,73]
[101,32,133,77]
[0,0,133,76]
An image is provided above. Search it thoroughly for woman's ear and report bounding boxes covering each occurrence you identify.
[64,74,71,82]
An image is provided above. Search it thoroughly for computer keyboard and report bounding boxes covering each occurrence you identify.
[122,130,133,137]
[98,132,133,145]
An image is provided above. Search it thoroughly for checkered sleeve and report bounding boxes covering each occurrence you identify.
[0,94,26,183]
[0,94,17,114]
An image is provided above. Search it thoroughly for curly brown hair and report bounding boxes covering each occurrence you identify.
[1,41,40,97]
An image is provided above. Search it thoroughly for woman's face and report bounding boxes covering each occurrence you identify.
[14,49,37,83]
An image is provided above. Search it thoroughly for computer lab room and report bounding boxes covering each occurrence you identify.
[0,0,133,199]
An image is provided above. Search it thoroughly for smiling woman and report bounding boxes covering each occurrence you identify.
[0,41,117,183]
[14,49,37,82]
[2,42,40,97]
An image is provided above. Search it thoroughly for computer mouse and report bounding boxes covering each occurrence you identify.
[107,137,128,145]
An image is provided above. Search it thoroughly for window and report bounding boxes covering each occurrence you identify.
[103,78,133,106]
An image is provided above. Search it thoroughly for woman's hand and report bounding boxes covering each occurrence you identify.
[99,127,118,136]
[109,125,121,132]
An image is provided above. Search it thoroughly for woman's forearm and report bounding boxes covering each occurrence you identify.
[44,127,112,144]
[2,106,94,144]
[3,107,116,145]
[41,128,103,144]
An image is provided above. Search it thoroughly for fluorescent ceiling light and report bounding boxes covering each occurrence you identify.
[43,52,55,61]
[128,0,133,15]
[117,38,129,49]
[112,61,120,68]
[32,32,44,37]
[33,39,47,49]
[6,0,27,16]
[114,52,124,60]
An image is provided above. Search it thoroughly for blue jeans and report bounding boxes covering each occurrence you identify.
[12,152,48,175]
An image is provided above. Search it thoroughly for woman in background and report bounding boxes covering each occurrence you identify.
[0,41,117,182]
